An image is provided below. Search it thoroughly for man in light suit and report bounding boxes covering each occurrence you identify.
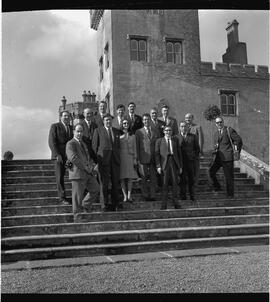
[160,105,179,136]
[93,101,107,127]
[127,102,143,134]
[92,113,122,211]
[48,110,73,205]
[135,113,160,201]
[66,123,100,222]
[185,113,204,186]
[155,126,182,210]
[150,107,166,137]
[112,104,126,132]
[177,121,200,202]
[209,117,242,198]
[81,108,98,160]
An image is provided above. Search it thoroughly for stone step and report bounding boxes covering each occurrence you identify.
[5,233,270,263]
[2,197,268,217]
[2,184,265,199]
[1,223,268,253]
[1,159,53,165]
[2,233,268,263]
[2,177,256,192]
[2,167,241,178]
[2,191,269,207]
[2,164,55,172]
[2,206,268,235]
[1,172,249,185]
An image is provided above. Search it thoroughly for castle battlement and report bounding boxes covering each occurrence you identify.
[200,61,269,78]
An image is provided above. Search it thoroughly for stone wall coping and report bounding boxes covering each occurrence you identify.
[240,149,269,177]
[200,61,269,78]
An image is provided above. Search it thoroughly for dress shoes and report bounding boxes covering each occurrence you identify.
[127,198,134,203]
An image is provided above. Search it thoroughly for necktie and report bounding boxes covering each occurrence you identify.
[167,139,171,154]
[131,115,134,122]
[65,124,70,137]
[146,128,151,139]
[108,128,113,147]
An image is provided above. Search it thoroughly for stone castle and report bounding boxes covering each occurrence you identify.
[89,9,269,163]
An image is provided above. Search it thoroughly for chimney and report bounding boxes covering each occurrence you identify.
[86,91,91,102]
[82,90,87,102]
[92,92,96,103]
[222,19,248,65]
[226,19,239,48]
[61,96,67,109]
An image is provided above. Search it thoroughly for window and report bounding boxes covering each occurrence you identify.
[166,40,183,64]
[99,56,103,81]
[219,90,237,116]
[146,10,164,15]
[130,38,147,62]
[104,43,109,69]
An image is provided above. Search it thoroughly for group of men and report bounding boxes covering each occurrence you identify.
[48,100,242,221]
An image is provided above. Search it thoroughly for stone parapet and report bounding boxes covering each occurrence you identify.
[200,61,269,78]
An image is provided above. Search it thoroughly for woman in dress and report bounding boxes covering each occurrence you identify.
[119,119,138,203]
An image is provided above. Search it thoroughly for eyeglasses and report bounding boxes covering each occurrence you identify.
[216,121,223,124]
[122,122,128,124]
[164,129,172,131]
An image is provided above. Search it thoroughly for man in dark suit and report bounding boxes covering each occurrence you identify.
[150,107,166,137]
[81,107,98,160]
[177,121,200,202]
[48,110,73,205]
[160,104,179,136]
[185,113,204,186]
[155,126,182,210]
[112,104,126,132]
[66,123,100,222]
[135,113,160,201]
[209,117,243,198]
[127,102,143,134]
[92,113,122,211]
[93,100,107,127]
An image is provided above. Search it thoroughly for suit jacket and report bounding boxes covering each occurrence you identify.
[135,126,160,164]
[48,122,73,159]
[112,115,127,132]
[92,126,121,166]
[81,118,98,142]
[127,114,143,135]
[213,126,243,161]
[66,138,93,180]
[161,116,179,136]
[155,136,182,171]
[177,133,200,161]
[150,119,166,137]
[93,113,105,128]
[188,123,204,153]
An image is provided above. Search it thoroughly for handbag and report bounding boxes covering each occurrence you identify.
[227,127,240,161]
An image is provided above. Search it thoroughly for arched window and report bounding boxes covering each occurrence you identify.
[130,38,147,62]
[219,91,237,116]
[166,39,183,64]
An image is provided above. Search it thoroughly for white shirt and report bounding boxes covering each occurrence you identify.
[104,126,114,141]
[166,137,173,154]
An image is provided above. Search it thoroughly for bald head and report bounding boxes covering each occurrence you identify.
[185,113,194,125]
[83,108,92,121]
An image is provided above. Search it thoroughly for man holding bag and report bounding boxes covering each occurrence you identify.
[209,117,243,198]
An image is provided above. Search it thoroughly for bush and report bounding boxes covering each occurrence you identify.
[203,105,221,121]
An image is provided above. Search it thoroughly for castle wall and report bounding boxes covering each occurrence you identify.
[94,10,269,163]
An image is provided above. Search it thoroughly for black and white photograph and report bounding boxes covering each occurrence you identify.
[1,4,269,295]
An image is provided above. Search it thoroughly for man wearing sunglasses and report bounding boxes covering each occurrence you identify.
[209,117,242,198]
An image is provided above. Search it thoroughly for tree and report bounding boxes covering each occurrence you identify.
[203,105,221,148]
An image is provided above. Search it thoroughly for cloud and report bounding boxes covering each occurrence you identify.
[25,10,96,65]
[2,105,56,159]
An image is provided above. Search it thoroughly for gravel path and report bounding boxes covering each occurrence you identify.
[1,251,269,293]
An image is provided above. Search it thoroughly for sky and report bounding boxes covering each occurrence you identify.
[2,10,269,159]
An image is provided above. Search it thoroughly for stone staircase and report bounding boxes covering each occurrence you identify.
[1,157,269,263]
